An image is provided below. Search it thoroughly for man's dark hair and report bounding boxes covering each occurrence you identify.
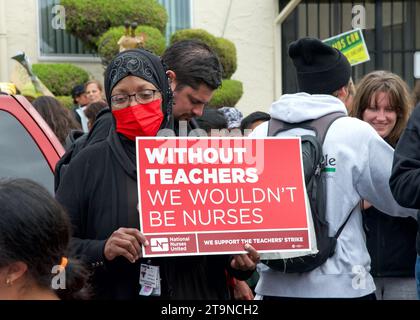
[162,39,223,91]
[84,101,109,129]
[195,107,227,133]
[240,111,271,132]
[32,96,81,145]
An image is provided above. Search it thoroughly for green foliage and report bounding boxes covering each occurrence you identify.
[98,25,166,66]
[32,64,90,96]
[170,29,238,79]
[61,0,167,49]
[214,37,237,79]
[170,30,242,103]
[56,96,74,110]
[209,79,243,108]
[170,28,218,48]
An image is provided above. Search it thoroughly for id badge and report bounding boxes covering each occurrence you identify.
[139,264,161,296]
[139,264,157,288]
[151,267,161,296]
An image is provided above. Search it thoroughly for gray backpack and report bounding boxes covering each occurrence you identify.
[262,112,352,273]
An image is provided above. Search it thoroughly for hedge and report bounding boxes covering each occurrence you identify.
[61,0,167,49]
[170,28,218,48]
[208,79,243,108]
[32,63,90,96]
[170,29,237,79]
[214,37,237,79]
[98,25,166,66]
[56,96,74,110]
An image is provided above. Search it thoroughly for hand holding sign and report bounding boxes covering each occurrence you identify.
[104,227,149,263]
[230,243,260,271]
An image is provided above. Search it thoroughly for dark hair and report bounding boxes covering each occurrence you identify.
[84,101,109,130]
[240,111,271,132]
[32,96,81,145]
[195,107,227,133]
[162,39,223,91]
[350,70,412,147]
[0,178,90,299]
[71,84,85,104]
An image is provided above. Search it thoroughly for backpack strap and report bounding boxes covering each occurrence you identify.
[306,112,346,144]
[310,111,352,240]
[268,118,298,136]
[268,112,346,145]
[330,204,357,254]
[333,209,354,240]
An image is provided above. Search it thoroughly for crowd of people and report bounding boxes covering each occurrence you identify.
[0,36,419,301]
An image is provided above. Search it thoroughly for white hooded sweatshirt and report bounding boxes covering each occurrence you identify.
[251,93,417,298]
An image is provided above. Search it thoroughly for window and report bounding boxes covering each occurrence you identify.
[158,0,192,41]
[0,111,54,193]
[280,0,420,93]
[38,0,192,58]
[38,0,93,58]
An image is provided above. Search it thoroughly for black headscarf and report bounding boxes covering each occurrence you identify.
[104,48,173,129]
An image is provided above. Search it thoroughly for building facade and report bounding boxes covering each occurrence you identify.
[0,0,278,116]
[3,1,415,115]
[280,0,420,94]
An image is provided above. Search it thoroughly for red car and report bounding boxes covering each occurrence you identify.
[0,93,65,193]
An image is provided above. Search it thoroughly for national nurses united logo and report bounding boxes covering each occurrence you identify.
[150,238,169,252]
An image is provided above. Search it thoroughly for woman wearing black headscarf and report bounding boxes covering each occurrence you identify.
[56,49,257,300]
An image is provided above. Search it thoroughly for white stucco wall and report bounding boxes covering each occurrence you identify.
[192,0,277,116]
[0,0,104,87]
[1,0,39,82]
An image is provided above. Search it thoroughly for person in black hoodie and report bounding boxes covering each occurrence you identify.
[351,70,418,299]
[390,106,420,299]
[55,48,258,300]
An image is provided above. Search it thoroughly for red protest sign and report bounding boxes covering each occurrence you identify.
[136,137,311,257]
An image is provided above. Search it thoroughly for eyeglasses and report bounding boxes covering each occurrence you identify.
[110,89,160,107]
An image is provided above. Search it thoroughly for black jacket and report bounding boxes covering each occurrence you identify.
[55,127,252,300]
[364,206,417,277]
[389,106,420,255]
[55,108,112,192]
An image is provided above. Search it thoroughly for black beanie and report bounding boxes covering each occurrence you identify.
[288,37,351,95]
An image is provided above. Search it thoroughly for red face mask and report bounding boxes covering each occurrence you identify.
[112,99,163,140]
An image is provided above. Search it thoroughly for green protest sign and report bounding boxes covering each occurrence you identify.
[323,29,370,66]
